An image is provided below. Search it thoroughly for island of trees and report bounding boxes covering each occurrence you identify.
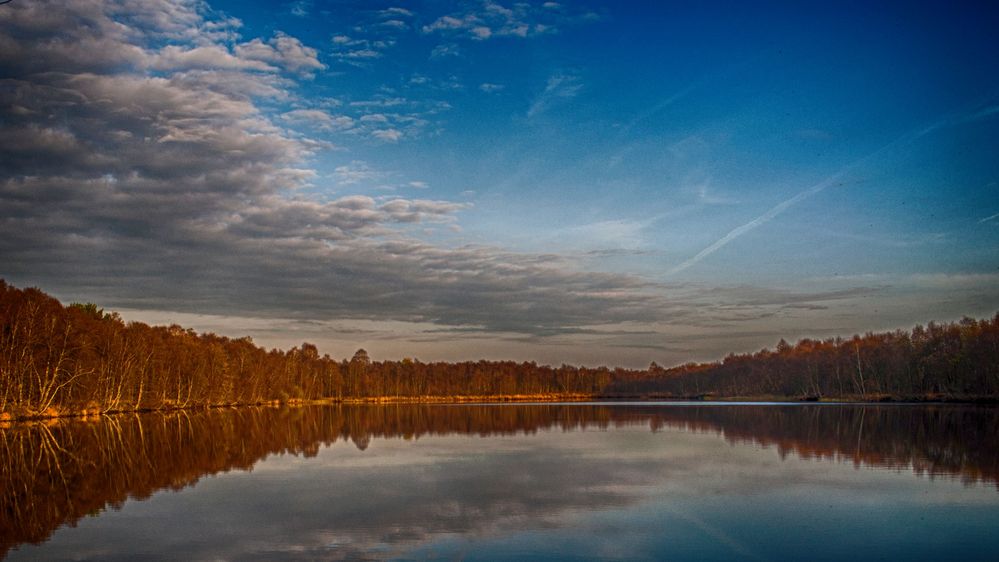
[1,279,997,419]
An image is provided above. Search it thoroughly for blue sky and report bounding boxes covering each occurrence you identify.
[1,0,997,366]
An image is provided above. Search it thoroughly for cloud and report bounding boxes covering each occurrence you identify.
[379,199,469,223]
[150,44,277,72]
[379,19,409,30]
[379,7,414,18]
[372,128,403,142]
[331,97,445,142]
[0,0,916,350]
[288,0,311,17]
[227,196,467,240]
[280,96,443,144]
[233,32,326,77]
[479,82,504,93]
[4,0,325,79]
[406,73,464,92]
[170,69,295,101]
[423,15,467,33]
[420,1,596,41]
[565,219,649,251]
[330,34,392,66]
[349,97,408,108]
[328,10,411,67]
[148,35,325,78]
[527,72,583,117]
[333,161,385,185]
[430,43,461,59]
[344,49,382,59]
[360,113,390,123]
[282,109,354,131]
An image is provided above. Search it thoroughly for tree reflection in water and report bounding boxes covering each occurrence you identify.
[1,403,997,557]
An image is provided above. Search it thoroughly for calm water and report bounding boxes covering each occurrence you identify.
[2,403,998,560]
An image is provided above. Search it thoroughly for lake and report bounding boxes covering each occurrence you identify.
[2,403,998,560]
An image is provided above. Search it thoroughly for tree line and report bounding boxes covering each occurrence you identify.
[0,279,997,418]
[0,280,620,417]
[616,314,999,400]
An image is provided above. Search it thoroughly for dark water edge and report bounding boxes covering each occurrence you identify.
[2,403,998,560]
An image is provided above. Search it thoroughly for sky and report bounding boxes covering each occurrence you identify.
[1,0,997,368]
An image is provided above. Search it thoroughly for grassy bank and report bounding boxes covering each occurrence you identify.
[6,391,998,427]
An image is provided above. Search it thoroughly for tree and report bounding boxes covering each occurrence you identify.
[350,348,370,366]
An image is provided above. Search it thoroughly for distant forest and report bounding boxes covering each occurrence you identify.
[1,279,997,418]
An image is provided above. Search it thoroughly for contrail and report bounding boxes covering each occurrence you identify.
[618,83,698,138]
[665,114,958,276]
[666,173,847,275]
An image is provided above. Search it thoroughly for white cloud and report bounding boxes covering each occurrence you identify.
[151,45,277,72]
[378,7,414,18]
[430,43,461,59]
[423,15,467,33]
[420,1,597,41]
[335,49,382,60]
[565,219,648,251]
[329,10,412,67]
[314,97,448,143]
[471,26,493,39]
[372,129,403,142]
[282,109,354,132]
[360,113,390,123]
[234,32,326,77]
[1,0,937,352]
[527,72,583,117]
[379,19,409,29]
[289,1,311,17]
[333,161,385,185]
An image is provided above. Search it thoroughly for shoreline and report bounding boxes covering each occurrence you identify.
[3,393,996,426]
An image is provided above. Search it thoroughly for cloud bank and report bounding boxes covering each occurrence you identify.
[4,0,977,365]
[0,0,671,336]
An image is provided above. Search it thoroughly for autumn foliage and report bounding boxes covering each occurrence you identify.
[0,280,616,417]
[1,279,997,419]
[616,316,999,400]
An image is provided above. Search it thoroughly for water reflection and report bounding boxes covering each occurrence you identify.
[2,403,998,560]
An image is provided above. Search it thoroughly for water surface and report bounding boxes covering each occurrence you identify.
[2,403,998,560]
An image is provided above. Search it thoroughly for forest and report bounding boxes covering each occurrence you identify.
[619,315,999,400]
[1,279,997,419]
